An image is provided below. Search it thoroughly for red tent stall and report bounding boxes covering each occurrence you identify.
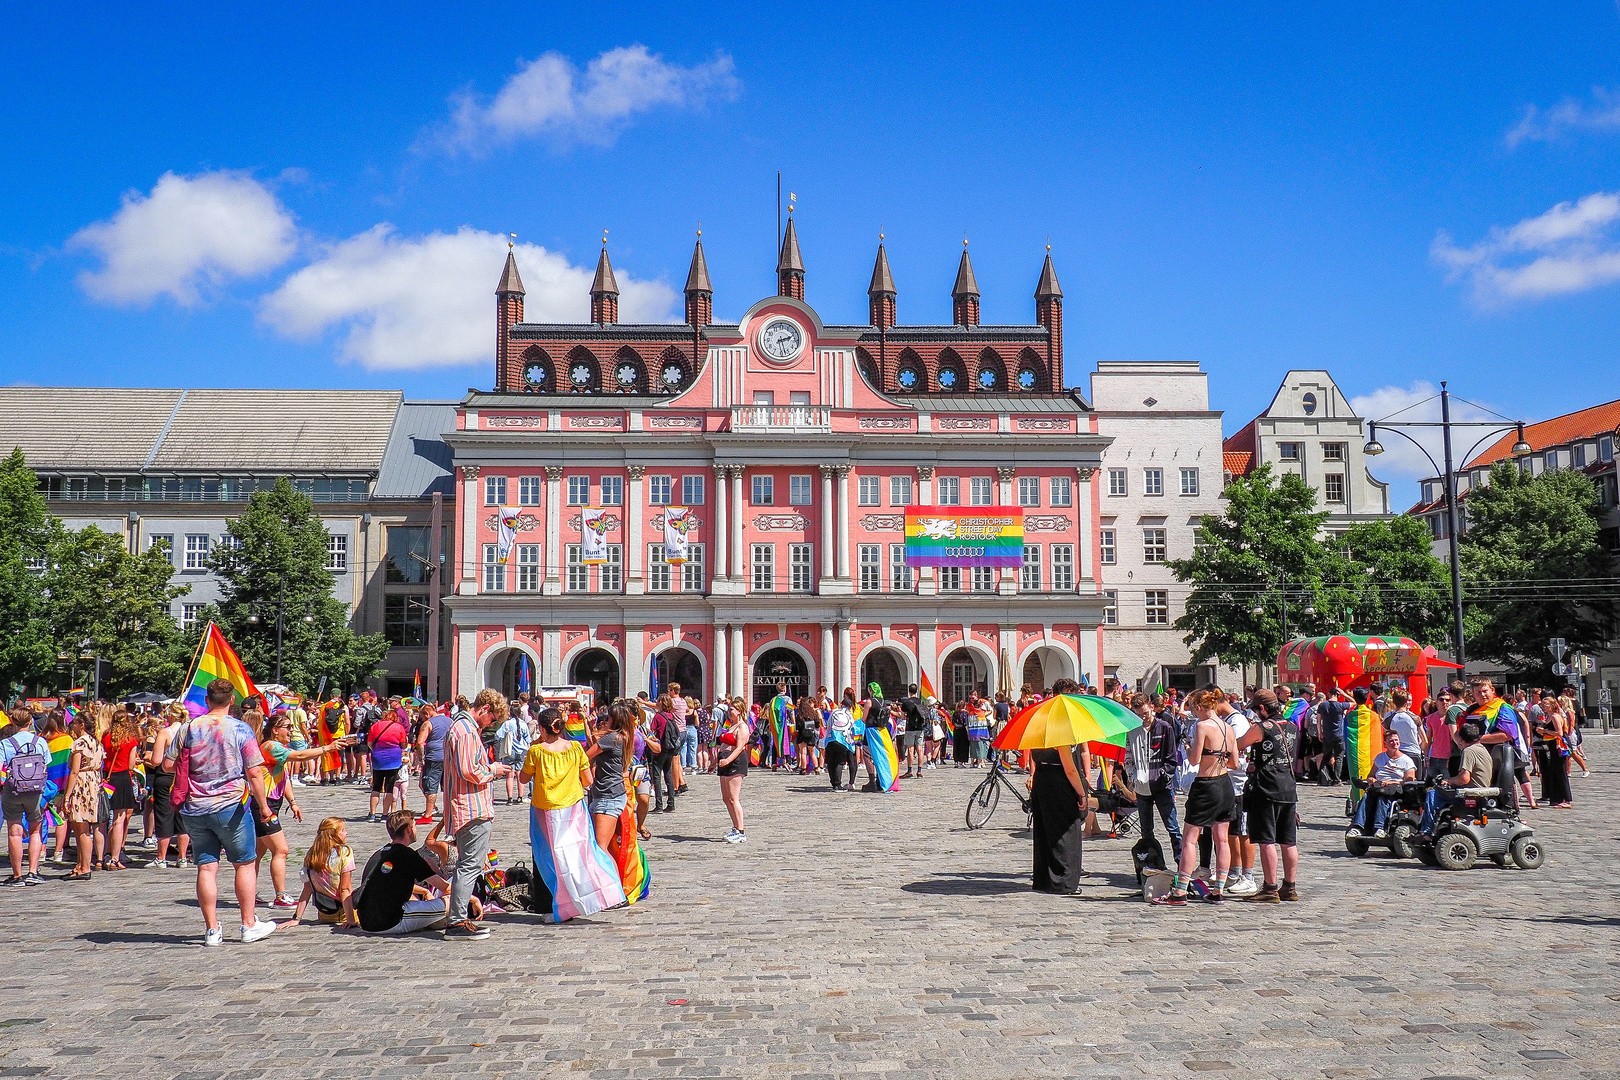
[1276,634,1462,703]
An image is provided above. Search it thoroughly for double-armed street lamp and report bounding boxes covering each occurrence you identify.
[244,579,315,684]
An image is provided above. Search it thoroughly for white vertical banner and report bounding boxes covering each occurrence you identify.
[581,507,609,565]
[496,508,521,564]
[664,506,694,564]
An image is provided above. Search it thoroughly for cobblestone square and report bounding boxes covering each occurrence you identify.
[3,743,1616,1080]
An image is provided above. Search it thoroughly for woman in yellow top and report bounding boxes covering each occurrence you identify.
[520,706,627,923]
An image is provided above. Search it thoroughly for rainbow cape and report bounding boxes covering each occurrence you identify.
[46,733,73,788]
[1283,698,1310,725]
[613,792,650,904]
[771,694,792,758]
[564,713,589,744]
[1346,703,1382,814]
[865,719,899,791]
[181,622,261,717]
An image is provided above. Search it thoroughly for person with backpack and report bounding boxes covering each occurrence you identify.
[2,706,52,886]
[645,694,683,814]
[1131,692,1183,864]
[494,707,533,805]
[793,695,821,775]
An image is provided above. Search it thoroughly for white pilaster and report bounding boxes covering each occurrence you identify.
[712,624,727,703]
[542,626,562,685]
[1076,466,1096,584]
[836,621,852,692]
[916,466,936,595]
[626,465,645,595]
[713,466,728,579]
[458,628,478,695]
[460,466,480,594]
[835,466,851,580]
[624,626,646,697]
[819,466,835,580]
[821,623,835,691]
[543,465,562,596]
[919,623,938,698]
[997,466,1018,595]
[731,467,746,585]
[729,622,745,698]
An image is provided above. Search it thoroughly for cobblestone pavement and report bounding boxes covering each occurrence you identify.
[3,740,1618,1080]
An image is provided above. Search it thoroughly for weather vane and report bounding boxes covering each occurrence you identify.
[508,232,516,250]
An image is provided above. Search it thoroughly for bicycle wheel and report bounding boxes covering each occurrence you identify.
[966,775,1001,829]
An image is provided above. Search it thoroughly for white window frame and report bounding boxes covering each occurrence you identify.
[1322,442,1346,462]
[516,544,541,591]
[1179,468,1199,497]
[858,476,881,506]
[648,544,672,592]
[937,477,961,505]
[149,534,174,560]
[752,543,775,592]
[1279,442,1302,461]
[1145,589,1170,625]
[1021,545,1042,591]
[969,477,993,506]
[681,475,704,505]
[1051,544,1074,591]
[1325,473,1345,503]
[1108,468,1127,497]
[789,543,814,592]
[1050,476,1072,507]
[1103,590,1118,626]
[1018,476,1040,507]
[789,475,813,506]
[1100,529,1116,566]
[567,475,590,506]
[752,475,774,506]
[971,566,995,592]
[484,475,506,506]
[184,534,210,571]
[648,475,672,506]
[889,544,912,592]
[519,475,542,506]
[324,533,348,572]
[890,475,913,506]
[483,543,506,592]
[938,566,962,591]
[681,544,705,592]
[858,543,881,591]
[599,545,622,592]
[1143,528,1167,564]
[181,603,207,631]
[600,475,624,506]
[565,545,588,593]
[1143,468,1163,497]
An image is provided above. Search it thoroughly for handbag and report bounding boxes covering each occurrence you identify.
[169,724,192,810]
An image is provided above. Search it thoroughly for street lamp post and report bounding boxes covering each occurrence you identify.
[245,579,315,685]
[1364,381,1531,669]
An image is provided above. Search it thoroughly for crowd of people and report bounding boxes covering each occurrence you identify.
[0,668,1593,940]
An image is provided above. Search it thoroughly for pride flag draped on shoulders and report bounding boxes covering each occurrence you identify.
[181,622,262,717]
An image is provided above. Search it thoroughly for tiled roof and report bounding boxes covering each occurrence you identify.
[1467,397,1620,469]
[1222,418,1258,461]
[1223,451,1252,475]
[0,387,185,469]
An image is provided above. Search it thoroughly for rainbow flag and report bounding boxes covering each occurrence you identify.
[564,713,588,744]
[413,669,422,700]
[903,506,1025,567]
[614,792,650,904]
[180,622,261,717]
[1283,698,1311,725]
[919,669,938,701]
[46,733,73,788]
[865,720,899,791]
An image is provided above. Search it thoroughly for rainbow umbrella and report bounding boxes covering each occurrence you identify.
[992,693,1142,757]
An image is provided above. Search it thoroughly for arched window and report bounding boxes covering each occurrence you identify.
[656,346,690,392]
[975,348,1005,392]
[936,348,966,392]
[520,345,553,393]
[611,347,645,393]
[855,346,879,388]
[895,348,924,393]
[1015,347,1046,392]
[565,347,600,393]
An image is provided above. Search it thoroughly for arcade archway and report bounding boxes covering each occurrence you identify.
[568,647,621,701]
[751,646,810,706]
[485,647,539,700]
[940,646,990,704]
[861,647,908,701]
[653,646,703,701]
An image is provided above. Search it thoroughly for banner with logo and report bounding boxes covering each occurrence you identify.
[663,506,695,564]
[581,507,609,565]
[904,506,1024,568]
[496,507,521,564]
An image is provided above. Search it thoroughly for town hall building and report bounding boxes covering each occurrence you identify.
[444,220,1111,704]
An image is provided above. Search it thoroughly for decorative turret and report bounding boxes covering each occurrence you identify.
[1034,246,1063,389]
[496,239,524,391]
[951,240,980,326]
[590,235,619,324]
[867,237,896,330]
[777,213,804,300]
[684,232,713,327]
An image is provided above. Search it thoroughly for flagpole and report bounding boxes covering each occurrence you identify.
[176,621,212,701]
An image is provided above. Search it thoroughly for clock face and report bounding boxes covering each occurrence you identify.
[758,318,803,363]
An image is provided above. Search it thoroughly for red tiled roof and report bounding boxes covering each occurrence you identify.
[1466,398,1620,469]
[1223,451,1252,476]
[1222,417,1257,459]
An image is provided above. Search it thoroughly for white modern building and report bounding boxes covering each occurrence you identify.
[1091,361,1240,693]
[1223,369,1389,532]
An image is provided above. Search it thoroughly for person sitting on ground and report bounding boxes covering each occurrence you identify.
[1347,729,1416,840]
[288,816,356,928]
[354,810,453,934]
[1418,720,1492,837]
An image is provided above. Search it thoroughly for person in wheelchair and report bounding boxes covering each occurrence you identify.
[1347,730,1415,840]
[1418,720,1491,837]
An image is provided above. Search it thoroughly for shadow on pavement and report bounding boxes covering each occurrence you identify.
[902,872,1030,896]
[79,930,196,946]
[659,834,727,843]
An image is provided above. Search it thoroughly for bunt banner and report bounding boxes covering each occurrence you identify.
[904,506,1024,567]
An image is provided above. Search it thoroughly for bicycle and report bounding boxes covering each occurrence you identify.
[965,754,1032,830]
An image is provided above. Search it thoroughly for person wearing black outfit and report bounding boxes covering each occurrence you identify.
[1030,742,1088,894]
[647,694,682,814]
[1316,695,1351,784]
[1238,689,1300,902]
[1133,693,1183,862]
[898,685,927,778]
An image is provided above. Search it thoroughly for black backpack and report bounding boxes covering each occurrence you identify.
[797,708,820,739]
[1131,835,1166,892]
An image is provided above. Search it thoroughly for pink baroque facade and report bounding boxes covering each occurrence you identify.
[444,228,1111,704]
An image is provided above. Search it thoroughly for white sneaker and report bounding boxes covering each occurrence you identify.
[240,919,277,944]
[203,927,224,947]
[1191,866,1210,883]
[291,778,307,787]
[723,829,744,844]
[147,859,170,870]
[142,836,158,850]
[1227,874,1259,897]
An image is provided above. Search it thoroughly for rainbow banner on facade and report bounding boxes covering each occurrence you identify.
[181,622,262,717]
[903,506,1024,568]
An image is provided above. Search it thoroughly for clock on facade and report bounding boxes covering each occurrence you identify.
[757,318,804,363]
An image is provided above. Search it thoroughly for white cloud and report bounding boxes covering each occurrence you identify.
[438,44,739,150]
[1350,382,1506,505]
[1431,191,1620,304]
[1505,87,1620,147]
[259,225,678,370]
[69,170,298,306]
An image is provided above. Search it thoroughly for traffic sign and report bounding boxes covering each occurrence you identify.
[1551,662,1572,676]
[1548,637,1567,660]
[1601,687,1613,705]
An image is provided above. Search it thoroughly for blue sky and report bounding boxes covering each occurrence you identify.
[5,4,1620,497]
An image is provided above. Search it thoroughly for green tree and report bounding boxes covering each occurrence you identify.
[1319,516,1452,646]
[0,448,60,696]
[1459,461,1615,675]
[1168,464,1335,671]
[42,525,192,698]
[209,478,388,693]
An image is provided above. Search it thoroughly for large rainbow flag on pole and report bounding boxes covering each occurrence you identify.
[181,622,262,717]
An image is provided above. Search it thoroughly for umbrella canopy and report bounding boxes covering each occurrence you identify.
[121,691,170,705]
[991,693,1142,752]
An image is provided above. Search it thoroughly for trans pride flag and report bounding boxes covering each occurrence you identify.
[529,803,626,922]
[181,622,262,717]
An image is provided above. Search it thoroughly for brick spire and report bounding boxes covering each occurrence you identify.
[590,238,619,325]
[1035,247,1063,390]
[496,244,525,391]
[777,214,804,300]
[867,238,896,330]
[684,233,712,327]
[951,240,980,326]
